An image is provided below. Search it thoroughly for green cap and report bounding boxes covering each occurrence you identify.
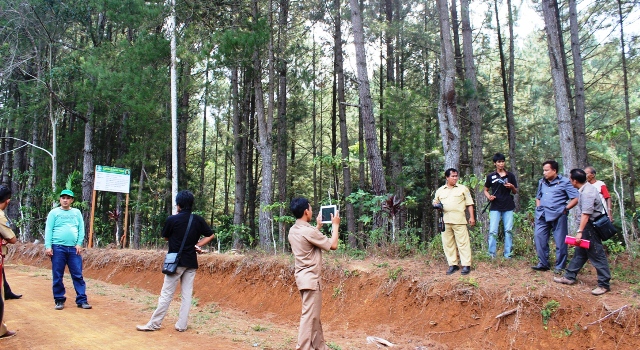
[60,189,75,198]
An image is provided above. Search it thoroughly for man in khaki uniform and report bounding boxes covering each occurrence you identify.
[288,197,340,350]
[433,168,475,275]
[0,186,17,340]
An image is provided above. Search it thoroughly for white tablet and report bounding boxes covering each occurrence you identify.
[320,205,337,224]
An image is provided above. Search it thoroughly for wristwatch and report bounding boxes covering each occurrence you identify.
[576,230,582,233]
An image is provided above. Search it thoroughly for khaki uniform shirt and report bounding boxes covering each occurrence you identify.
[288,219,332,291]
[433,184,474,224]
[0,208,16,256]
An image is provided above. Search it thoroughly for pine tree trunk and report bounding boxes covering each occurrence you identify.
[617,0,636,224]
[436,0,460,170]
[254,0,274,252]
[200,61,209,201]
[348,0,387,197]
[334,0,356,245]
[179,62,190,189]
[232,64,247,249]
[568,0,587,167]
[451,0,469,174]
[276,0,290,250]
[82,106,94,247]
[506,0,520,210]
[24,118,39,241]
[132,161,145,249]
[541,0,577,172]
[461,0,485,235]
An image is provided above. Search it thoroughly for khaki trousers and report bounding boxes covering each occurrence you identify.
[1,267,7,336]
[144,266,196,331]
[442,224,472,266]
[297,287,329,350]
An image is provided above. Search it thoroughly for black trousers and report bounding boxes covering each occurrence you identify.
[3,269,14,296]
[564,222,611,289]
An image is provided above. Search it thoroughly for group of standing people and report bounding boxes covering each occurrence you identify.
[432,155,613,296]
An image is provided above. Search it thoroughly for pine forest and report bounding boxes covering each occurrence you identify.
[1,0,638,255]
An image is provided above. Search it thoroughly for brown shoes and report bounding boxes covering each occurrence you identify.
[591,286,609,296]
[0,330,17,340]
[553,276,575,285]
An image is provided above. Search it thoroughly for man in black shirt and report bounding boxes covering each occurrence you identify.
[137,190,215,332]
[483,153,518,258]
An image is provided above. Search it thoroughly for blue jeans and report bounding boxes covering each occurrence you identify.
[488,210,514,258]
[51,244,88,305]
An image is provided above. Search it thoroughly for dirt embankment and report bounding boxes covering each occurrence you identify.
[7,243,640,349]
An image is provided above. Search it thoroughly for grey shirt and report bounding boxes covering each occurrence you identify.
[577,182,605,220]
[536,174,579,222]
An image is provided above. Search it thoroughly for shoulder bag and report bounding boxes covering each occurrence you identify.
[162,214,194,275]
[591,207,616,241]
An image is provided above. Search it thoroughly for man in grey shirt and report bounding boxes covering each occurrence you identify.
[533,160,579,272]
[553,169,611,296]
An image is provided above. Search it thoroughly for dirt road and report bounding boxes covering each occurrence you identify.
[1,264,284,350]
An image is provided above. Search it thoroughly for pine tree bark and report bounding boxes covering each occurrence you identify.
[81,105,94,247]
[451,0,469,174]
[253,0,274,252]
[436,0,461,170]
[276,0,290,250]
[540,0,577,172]
[617,0,636,221]
[461,0,485,232]
[179,62,190,189]
[132,161,145,249]
[506,0,519,209]
[568,0,587,167]
[334,0,356,245]
[232,65,247,249]
[349,0,388,233]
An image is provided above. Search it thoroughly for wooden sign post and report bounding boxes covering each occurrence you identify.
[88,165,131,248]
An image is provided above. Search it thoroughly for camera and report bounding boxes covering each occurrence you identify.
[432,202,443,210]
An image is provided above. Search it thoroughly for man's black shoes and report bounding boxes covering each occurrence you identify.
[531,264,550,271]
[461,266,471,275]
[446,265,460,275]
[5,293,22,300]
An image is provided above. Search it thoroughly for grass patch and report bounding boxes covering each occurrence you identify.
[332,285,343,298]
[388,266,403,281]
[327,342,342,350]
[458,276,479,288]
[541,300,560,329]
[251,324,268,332]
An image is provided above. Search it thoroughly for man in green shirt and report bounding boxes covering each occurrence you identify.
[45,190,91,310]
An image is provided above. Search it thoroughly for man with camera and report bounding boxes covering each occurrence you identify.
[533,160,578,273]
[288,197,340,350]
[483,153,518,259]
[433,168,475,275]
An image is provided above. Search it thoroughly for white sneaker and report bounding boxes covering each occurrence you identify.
[591,286,609,296]
[136,324,158,331]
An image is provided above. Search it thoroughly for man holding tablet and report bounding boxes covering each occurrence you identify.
[288,197,340,350]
